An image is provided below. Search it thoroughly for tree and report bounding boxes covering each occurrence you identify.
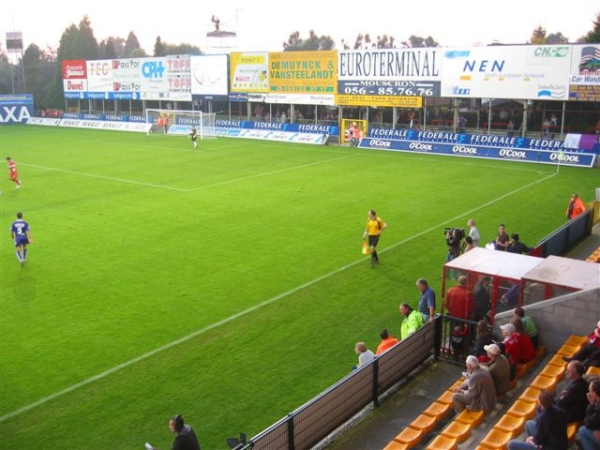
[22,44,57,109]
[154,36,166,57]
[584,12,600,43]
[123,32,143,58]
[545,32,569,45]
[163,43,202,56]
[283,30,334,51]
[99,36,126,59]
[0,51,14,95]
[401,35,439,48]
[529,25,547,44]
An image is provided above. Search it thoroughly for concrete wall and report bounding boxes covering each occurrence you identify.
[494,287,600,352]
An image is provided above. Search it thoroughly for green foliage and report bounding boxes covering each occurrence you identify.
[283,30,335,51]
[585,12,600,43]
[0,126,598,450]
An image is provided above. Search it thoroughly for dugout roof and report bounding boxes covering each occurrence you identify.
[521,255,600,291]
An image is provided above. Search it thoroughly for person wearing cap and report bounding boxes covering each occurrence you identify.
[452,355,497,414]
[484,343,511,398]
[375,329,399,356]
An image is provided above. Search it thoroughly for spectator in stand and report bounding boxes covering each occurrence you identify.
[566,194,587,220]
[474,320,496,360]
[556,361,589,424]
[577,379,600,450]
[501,323,521,373]
[507,233,532,254]
[353,342,375,370]
[513,307,539,348]
[464,236,476,252]
[444,275,472,320]
[511,316,536,364]
[452,355,497,414]
[507,390,568,450]
[399,303,424,340]
[564,321,600,368]
[498,282,520,313]
[472,276,492,323]
[495,224,510,251]
[484,343,511,398]
[375,329,399,355]
[445,228,462,263]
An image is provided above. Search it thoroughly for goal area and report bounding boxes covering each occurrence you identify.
[145,109,217,139]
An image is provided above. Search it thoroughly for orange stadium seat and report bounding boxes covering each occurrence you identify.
[494,414,525,437]
[426,434,458,450]
[423,401,452,421]
[540,363,566,381]
[454,409,485,427]
[479,427,513,450]
[507,399,538,420]
[409,414,437,434]
[529,374,558,392]
[383,440,409,450]
[441,420,472,443]
[392,426,423,447]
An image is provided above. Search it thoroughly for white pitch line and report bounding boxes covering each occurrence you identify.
[0,170,557,423]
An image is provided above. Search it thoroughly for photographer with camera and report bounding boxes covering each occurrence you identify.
[445,227,464,262]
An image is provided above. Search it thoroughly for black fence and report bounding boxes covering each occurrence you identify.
[534,209,593,258]
[235,320,438,450]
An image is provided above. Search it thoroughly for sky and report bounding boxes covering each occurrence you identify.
[1,0,598,56]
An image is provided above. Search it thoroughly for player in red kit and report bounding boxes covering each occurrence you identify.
[6,157,21,188]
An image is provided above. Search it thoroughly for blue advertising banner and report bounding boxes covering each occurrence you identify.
[360,135,596,168]
[0,94,34,124]
[216,120,338,135]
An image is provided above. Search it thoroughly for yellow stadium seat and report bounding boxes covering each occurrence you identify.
[567,422,582,446]
[586,366,600,377]
[423,401,452,421]
[409,414,437,434]
[507,399,538,420]
[529,374,557,392]
[448,379,465,391]
[494,414,525,437]
[547,354,567,367]
[441,420,472,443]
[383,440,409,450]
[556,344,581,358]
[565,335,590,347]
[426,434,458,450]
[454,408,485,427]
[519,387,541,403]
[393,426,423,447]
[540,363,566,381]
[479,427,513,450]
[436,390,454,405]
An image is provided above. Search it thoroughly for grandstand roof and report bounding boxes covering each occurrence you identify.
[521,255,600,291]
[443,247,543,281]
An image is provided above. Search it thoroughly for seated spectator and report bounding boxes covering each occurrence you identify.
[577,379,600,450]
[498,342,517,381]
[507,390,568,450]
[564,321,600,368]
[473,320,495,360]
[375,329,399,355]
[511,317,536,363]
[353,342,375,370]
[556,361,589,424]
[507,233,532,254]
[452,355,497,414]
[399,303,424,340]
[501,323,522,372]
[514,306,539,348]
[484,343,511,398]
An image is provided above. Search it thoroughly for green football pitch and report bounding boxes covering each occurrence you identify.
[0,125,596,449]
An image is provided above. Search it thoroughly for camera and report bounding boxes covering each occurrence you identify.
[444,227,465,239]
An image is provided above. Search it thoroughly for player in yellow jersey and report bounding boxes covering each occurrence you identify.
[362,210,387,267]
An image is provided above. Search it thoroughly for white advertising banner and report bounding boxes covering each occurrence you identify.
[441,45,571,100]
[86,59,114,93]
[190,55,228,96]
[568,44,600,102]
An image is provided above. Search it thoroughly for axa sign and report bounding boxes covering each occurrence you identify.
[0,105,32,124]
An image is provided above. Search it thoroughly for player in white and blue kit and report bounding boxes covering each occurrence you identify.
[11,212,33,266]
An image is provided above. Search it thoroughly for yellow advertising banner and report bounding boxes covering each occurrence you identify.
[269,51,337,93]
[335,95,423,108]
[230,52,269,93]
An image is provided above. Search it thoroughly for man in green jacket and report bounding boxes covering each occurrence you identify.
[400,303,424,340]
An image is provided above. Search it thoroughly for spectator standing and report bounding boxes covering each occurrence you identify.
[362,210,387,267]
[159,415,201,450]
[472,276,492,323]
[473,320,495,360]
[354,342,375,369]
[511,317,536,364]
[399,303,424,340]
[416,278,436,323]
[375,329,399,355]
[467,219,480,247]
[566,194,587,220]
[444,275,473,320]
[495,224,510,251]
[507,233,532,254]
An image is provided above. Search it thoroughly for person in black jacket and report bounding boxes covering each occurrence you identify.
[577,379,600,450]
[169,415,201,450]
[507,390,568,450]
[555,361,589,424]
